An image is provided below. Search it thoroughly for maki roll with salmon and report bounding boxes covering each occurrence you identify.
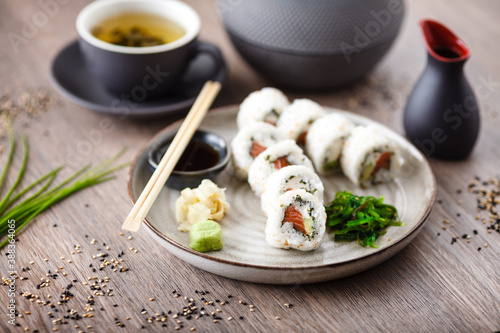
[341,124,400,186]
[265,189,326,251]
[261,165,324,214]
[248,140,314,196]
[237,87,290,129]
[277,99,325,145]
[230,122,284,179]
[305,113,355,175]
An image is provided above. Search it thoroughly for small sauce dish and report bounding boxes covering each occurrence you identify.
[147,130,230,190]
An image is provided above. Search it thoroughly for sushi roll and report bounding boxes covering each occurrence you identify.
[341,124,401,186]
[237,87,290,129]
[277,99,325,144]
[230,122,284,179]
[248,140,314,196]
[265,189,326,251]
[261,165,324,214]
[305,113,355,175]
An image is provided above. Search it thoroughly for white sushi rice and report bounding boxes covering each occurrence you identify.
[265,189,326,251]
[305,113,355,175]
[341,124,401,186]
[277,99,325,143]
[236,87,290,129]
[230,122,284,179]
[248,140,314,196]
[261,165,324,214]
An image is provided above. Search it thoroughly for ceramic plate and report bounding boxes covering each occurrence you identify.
[128,106,435,284]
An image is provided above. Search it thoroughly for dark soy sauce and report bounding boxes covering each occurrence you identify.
[155,140,220,172]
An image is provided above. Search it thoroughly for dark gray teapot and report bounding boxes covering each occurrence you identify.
[217,0,405,90]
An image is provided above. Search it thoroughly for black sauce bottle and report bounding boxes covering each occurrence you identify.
[404,19,480,159]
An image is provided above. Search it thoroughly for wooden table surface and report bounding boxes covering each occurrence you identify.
[1,0,500,332]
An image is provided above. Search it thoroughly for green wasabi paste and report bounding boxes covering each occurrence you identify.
[189,220,223,252]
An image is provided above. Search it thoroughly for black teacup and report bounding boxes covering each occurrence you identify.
[76,0,223,99]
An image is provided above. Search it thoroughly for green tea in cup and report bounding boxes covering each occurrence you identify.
[91,12,185,47]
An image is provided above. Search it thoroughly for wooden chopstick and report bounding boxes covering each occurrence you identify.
[122,81,221,232]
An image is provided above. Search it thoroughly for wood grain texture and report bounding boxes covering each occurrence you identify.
[1,0,499,332]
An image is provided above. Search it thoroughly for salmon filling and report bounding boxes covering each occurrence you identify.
[274,156,290,169]
[283,205,307,234]
[371,151,392,175]
[250,141,267,158]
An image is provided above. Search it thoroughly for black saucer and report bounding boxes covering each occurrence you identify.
[50,41,226,119]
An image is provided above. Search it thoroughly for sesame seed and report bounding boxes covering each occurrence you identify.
[44,259,49,262]
[128,236,133,240]
[119,232,124,236]
[150,298,155,301]
[275,316,281,320]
